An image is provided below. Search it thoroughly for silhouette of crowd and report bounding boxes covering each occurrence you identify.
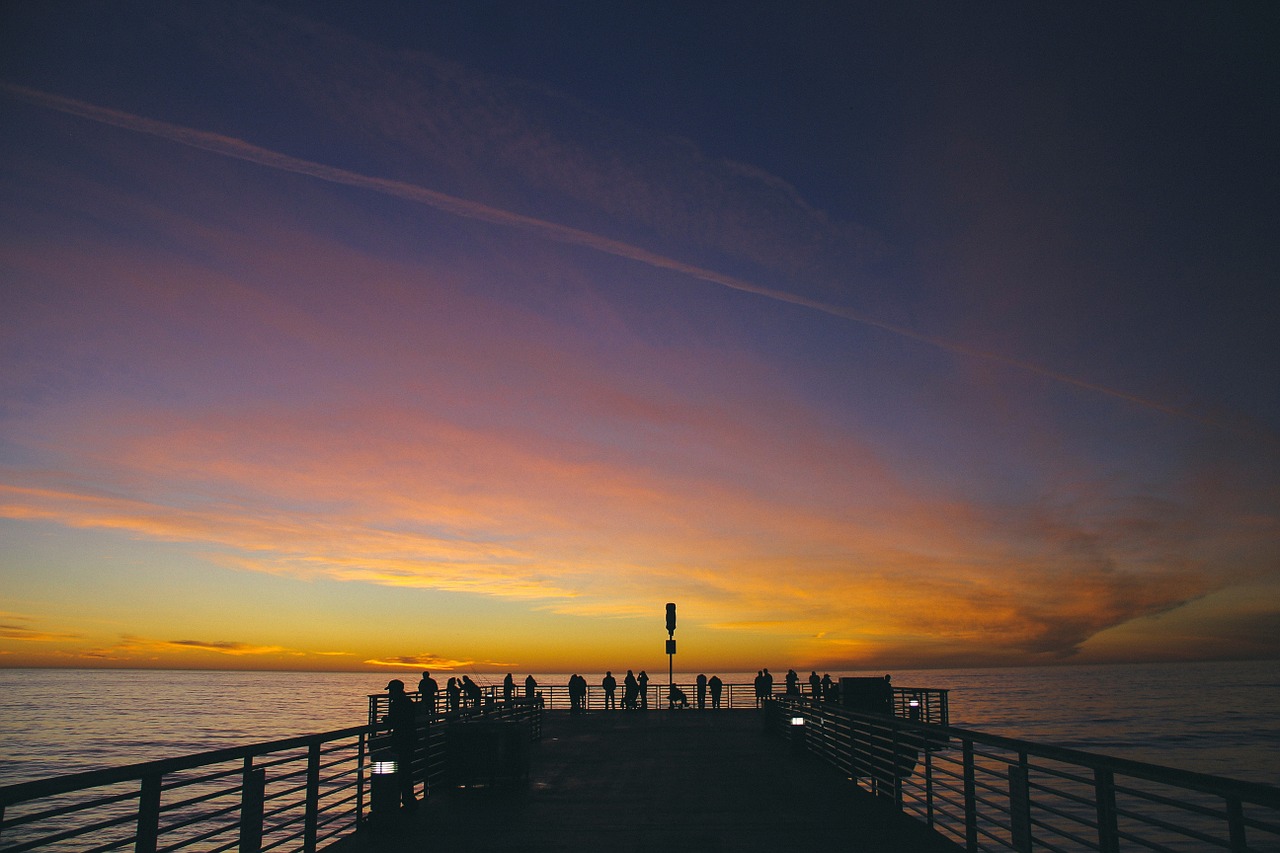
[395,666,845,722]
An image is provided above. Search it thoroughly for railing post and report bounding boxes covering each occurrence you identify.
[239,760,265,853]
[304,742,320,853]
[962,738,978,853]
[356,731,367,827]
[1009,756,1032,853]
[1226,796,1247,853]
[924,739,935,828]
[890,726,904,809]
[1094,767,1119,853]
[135,773,161,853]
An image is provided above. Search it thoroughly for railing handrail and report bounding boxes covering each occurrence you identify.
[769,693,1280,847]
[1,699,545,852]
[941,720,1278,806]
[0,723,372,806]
[773,698,1280,808]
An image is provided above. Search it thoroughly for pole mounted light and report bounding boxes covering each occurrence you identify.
[665,602,676,707]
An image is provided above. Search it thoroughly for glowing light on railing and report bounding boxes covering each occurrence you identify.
[371,760,398,774]
[790,716,805,726]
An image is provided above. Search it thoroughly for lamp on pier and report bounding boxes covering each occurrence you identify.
[369,755,399,824]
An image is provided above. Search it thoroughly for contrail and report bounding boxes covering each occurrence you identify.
[0,82,1249,434]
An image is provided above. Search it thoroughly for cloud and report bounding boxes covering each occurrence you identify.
[364,653,511,671]
[1,80,1240,435]
[104,635,289,657]
[2,388,1271,664]
[0,622,82,642]
[166,639,288,656]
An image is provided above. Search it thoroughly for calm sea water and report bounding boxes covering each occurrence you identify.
[1,660,1276,788]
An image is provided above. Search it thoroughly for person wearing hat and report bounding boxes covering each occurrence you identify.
[384,679,418,810]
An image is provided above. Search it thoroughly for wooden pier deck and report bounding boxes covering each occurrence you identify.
[325,708,962,853]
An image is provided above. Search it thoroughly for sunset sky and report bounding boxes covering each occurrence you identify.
[2,2,1278,674]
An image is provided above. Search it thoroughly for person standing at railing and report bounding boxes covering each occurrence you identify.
[503,672,515,703]
[623,669,638,710]
[418,671,438,717]
[568,674,586,714]
[602,671,617,709]
[638,670,649,710]
[696,673,707,710]
[786,669,800,696]
[462,676,482,710]
[524,673,537,699]
[447,677,460,713]
[708,674,723,709]
[821,673,834,701]
[808,671,821,701]
[383,679,419,811]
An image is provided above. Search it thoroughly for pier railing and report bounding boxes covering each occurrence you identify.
[768,696,1280,853]
[368,680,948,724]
[0,699,542,853]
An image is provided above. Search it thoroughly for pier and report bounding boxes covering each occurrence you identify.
[327,708,960,853]
[3,680,1279,852]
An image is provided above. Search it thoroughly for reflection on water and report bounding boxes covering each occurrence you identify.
[1,660,1276,786]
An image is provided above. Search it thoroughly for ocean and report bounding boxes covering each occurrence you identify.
[1,660,1277,788]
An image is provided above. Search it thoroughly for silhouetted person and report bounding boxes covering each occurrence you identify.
[821,673,834,701]
[668,684,689,709]
[383,679,418,810]
[446,677,460,713]
[623,670,638,710]
[602,671,617,709]
[754,670,764,706]
[418,671,438,716]
[462,676,481,709]
[763,668,773,701]
[524,674,537,699]
[503,672,515,703]
[785,669,800,696]
[708,675,723,709]
[638,670,649,710]
[809,671,821,701]
[696,673,707,710]
[568,674,585,713]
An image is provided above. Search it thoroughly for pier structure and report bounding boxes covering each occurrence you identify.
[328,706,960,853]
[3,680,1279,853]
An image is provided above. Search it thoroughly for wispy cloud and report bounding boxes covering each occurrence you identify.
[364,653,512,671]
[0,621,82,642]
[0,81,1239,434]
[102,636,289,657]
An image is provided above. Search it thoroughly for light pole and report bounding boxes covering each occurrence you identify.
[665,602,676,708]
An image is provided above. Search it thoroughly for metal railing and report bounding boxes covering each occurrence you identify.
[369,681,948,724]
[768,696,1280,853]
[0,699,542,853]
